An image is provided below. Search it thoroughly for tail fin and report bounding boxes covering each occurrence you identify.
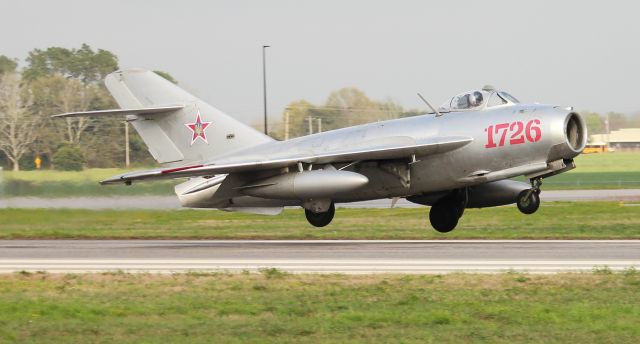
[104,68,272,165]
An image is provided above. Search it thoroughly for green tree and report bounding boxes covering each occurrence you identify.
[271,100,313,139]
[324,87,403,127]
[23,44,118,84]
[52,144,85,171]
[23,44,126,168]
[28,74,119,166]
[154,70,178,84]
[0,55,18,75]
[128,132,156,166]
[325,87,376,127]
[582,112,604,137]
[277,88,406,140]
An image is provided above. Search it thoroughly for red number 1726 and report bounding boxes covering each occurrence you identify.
[484,119,541,148]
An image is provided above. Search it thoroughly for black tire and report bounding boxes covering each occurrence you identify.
[429,202,459,233]
[305,203,335,227]
[517,190,540,215]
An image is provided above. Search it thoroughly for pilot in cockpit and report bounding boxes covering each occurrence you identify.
[440,87,519,112]
[456,91,484,109]
[468,91,484,107]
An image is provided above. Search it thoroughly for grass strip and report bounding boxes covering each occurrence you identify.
[0,202,639,239]
[0,271,639,343]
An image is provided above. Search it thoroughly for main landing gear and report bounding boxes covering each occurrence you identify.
[305,202,335,227]
[517,178,541,215]
[427,179,543,233]
[429,190,467,233]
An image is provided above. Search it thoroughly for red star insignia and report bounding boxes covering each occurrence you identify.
[185,110,212,145]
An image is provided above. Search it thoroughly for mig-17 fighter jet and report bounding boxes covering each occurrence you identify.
[54,69,586,232]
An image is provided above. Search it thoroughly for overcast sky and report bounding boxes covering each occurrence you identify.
[2,0,639,125]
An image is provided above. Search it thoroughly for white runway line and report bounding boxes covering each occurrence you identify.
[1,259,638,274]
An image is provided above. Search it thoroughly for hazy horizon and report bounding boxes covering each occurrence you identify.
[2,0,639,126]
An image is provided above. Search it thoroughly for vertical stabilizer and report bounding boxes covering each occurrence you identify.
[105,69,272,165]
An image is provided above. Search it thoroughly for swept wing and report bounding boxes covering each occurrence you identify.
[100,135,473,185]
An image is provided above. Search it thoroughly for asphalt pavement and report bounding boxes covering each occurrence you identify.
[1,240,638,274]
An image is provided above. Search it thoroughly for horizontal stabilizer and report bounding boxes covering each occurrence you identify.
[52,105,184,118]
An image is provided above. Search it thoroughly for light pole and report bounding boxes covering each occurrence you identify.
[262,45,270,135]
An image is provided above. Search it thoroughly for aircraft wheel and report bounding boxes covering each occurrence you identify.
[429,202,459,233]
[517,190,540,215]
[305,202,335,227]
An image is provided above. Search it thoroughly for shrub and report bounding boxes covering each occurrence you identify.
[52,145,85,171]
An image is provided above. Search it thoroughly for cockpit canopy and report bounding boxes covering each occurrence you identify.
[439,86,520,112]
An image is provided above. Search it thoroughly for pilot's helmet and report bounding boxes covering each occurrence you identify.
[469,91,483,107]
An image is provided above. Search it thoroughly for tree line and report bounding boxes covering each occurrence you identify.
[269,87,423,140]
[1,45,639,171]
[0,45,173,171]
[581,111,640,139]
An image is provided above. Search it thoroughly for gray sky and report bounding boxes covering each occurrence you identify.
[2,0,639,125]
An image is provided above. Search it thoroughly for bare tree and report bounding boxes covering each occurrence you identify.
[0,73,38,171]
[59,79,91,144]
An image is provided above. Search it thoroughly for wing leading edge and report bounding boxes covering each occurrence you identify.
[100,135,473,185]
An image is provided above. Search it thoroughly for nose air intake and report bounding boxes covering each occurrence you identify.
[565,112,587,153]
[546,111,587,162]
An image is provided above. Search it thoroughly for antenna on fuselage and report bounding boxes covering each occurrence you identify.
[417,93,443,117]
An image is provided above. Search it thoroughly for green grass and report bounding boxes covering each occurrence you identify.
[569,152,640,172]
[0,168,176,197]
[1,272,639,343]
[1,152,638,197]
[2,168,134,182]
[1,202,639,239]
[530,152,640,189]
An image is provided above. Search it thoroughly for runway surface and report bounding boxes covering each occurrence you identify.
[1,189,640,209]
[1,240,638,274]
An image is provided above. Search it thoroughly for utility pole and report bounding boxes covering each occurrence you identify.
[308,116,313,135]
[124,121,130,168]
[317,117,322,133]
[262,45,270,135]
[284,110,290,140]
[605,112,610,145]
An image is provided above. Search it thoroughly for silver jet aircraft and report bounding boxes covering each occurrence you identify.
[54,69,587,232]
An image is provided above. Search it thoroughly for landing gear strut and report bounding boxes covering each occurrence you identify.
[305,202,335,227]
[517,178,541,215]
[429,189,467,233]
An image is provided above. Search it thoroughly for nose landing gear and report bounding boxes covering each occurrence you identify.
[517,178,542,215]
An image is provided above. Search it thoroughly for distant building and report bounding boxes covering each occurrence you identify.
[590,128,640,152]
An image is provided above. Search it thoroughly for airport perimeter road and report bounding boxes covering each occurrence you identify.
[1,189,640,209]
[0,240,638,274]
